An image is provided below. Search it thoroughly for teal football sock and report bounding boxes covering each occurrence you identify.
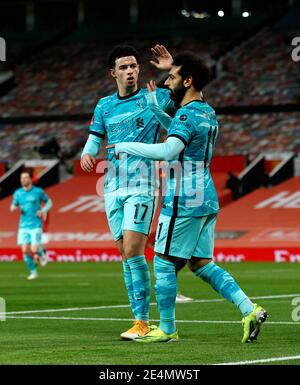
[23,254,37,274]
[127,255,150,321]
[37,245,45,257]
[195,261,254,316]
[154,255,177,334]
[122,260,138,319]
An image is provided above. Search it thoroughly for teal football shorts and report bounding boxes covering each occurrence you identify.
[104,191,158,241]
[17,227,42,245]
[154,213,217,259]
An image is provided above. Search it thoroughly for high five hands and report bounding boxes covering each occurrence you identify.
[150,44,173,71]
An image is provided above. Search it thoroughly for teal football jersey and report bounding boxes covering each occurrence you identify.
[162,100,219,217]
[12,186,49,229]
[89,87,174,193]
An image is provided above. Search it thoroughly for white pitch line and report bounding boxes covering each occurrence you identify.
[4,315,300,325]
[2,304,132,315]
[215,355,300,365]
[2,293,300,316]
[251,294,300,300]
[193,293,300,304]
[5,316,135,322]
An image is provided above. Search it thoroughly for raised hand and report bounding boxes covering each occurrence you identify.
[150,44,173,71]
[147,80,157,93]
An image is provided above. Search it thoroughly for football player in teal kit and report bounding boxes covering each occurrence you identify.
[81,45,176,340]
[112,53,268,344]
[11,170,52,280]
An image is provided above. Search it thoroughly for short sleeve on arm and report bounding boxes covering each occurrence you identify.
[40,189,49,203]
[88,101,106,139]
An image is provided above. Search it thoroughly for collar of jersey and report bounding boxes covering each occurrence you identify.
[22,186,34,192]
[117,88,141,100]
[183,99,206,107]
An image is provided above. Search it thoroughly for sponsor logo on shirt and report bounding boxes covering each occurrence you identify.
[136,117,144,129]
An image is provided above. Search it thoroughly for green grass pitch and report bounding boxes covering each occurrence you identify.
[0,262,300,365]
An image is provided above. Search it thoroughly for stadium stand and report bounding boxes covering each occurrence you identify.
[205,26,300,106]
[0,11,298,174]
[215,112,300,156]
[0,35,235,117]
[1,111,299,166]
[0,121,87,165]
[0,12,272,117]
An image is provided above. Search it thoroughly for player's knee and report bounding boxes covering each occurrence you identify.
[31,246,39,254]
[22,245,30,254]
[123,244,142,260]
[188,258,211,272]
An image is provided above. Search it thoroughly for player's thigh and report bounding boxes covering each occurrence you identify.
[29,229,42,253]
[104,192,124,242]
[18,229,30,247]
[123,194,157,238]
[192,214,217,261]
[154,214,205,259]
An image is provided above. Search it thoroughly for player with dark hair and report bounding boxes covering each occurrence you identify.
[10,170,52,280]
[110,52,268,343]
[81,44,177,340]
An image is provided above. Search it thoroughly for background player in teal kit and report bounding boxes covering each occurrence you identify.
[80,45,176,340]
[10,170,52,280]
[112,53,268,344]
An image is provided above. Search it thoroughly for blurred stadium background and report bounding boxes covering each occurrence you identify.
[1,0,300,262]
[0,0,300,365]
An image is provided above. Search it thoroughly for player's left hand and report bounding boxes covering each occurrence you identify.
[106,144,119,159]
[10,205,18,213]
[147,80,157,93]
[150,44,173,71]
[36,210,43,218]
